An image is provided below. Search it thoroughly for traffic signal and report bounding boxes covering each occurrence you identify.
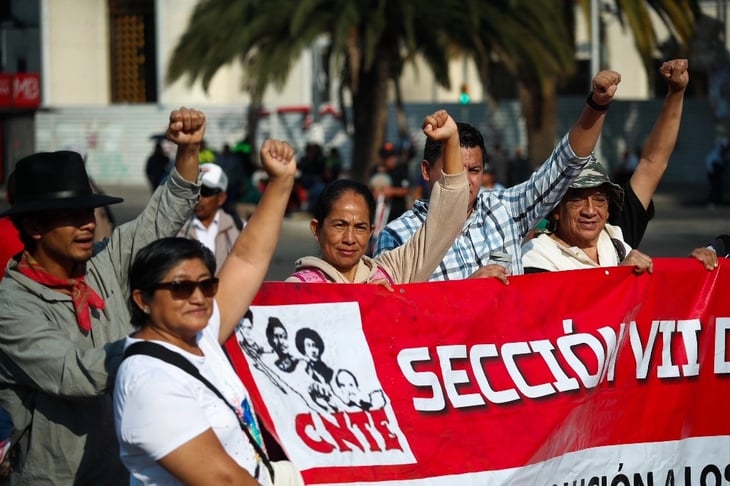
[459,83,470,105]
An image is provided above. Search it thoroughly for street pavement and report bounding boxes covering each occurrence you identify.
[3,182,729,280]
[98,181,729,280]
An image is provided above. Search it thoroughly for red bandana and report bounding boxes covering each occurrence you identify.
[17,252,105,332]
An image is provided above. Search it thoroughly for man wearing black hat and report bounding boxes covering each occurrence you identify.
[0,108,206,484]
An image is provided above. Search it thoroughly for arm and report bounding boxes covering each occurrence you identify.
[98,108,206,292]
[500,70,622,236]
[568,69,621,157]
[116,363,259,485]
[216,140,296,343]
[377,111,468,283]
[629,59,688,209]
[158,429,258,486]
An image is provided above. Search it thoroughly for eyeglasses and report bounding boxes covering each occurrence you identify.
[151,278,219,299]
[564,192,609,209]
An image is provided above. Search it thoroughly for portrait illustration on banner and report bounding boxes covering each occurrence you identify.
[233,302,416,470]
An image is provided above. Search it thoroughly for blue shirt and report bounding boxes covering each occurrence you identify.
[373,133,591,279]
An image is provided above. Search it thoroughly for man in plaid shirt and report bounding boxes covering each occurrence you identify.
[373,69,621,281]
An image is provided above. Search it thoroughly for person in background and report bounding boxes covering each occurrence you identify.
[487,142,510,187]
[373,68,620,281]
[114,139,303,485]
[705,138,729,209]
[0,108,205,484]
[509,147,531,185]
[216,143,246,210]
[480,163,505,192]
[287,109,468,284]
[178,162,243,274]
[371,141,411,222]
[145,139,171,192]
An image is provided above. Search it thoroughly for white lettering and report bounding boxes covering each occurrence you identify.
[437,345,485,408]
[397,347,445,412]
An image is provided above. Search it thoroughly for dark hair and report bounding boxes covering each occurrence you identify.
[265,316,287,346]
[312,179,376,225]
[423,122,487,166]
[335,368,359,388]
[11,214,37,250]
[128,237,216,327]
[295,327,325,356]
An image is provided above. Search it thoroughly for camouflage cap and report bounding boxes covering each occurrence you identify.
[569,157,624,210]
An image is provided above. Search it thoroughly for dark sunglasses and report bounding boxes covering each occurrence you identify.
[200,186,223,198]
[151,278,219,299]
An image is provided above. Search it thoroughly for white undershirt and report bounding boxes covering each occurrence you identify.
[193,210,222,255]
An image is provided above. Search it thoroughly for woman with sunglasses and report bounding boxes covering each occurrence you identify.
[113,140,303,485]
[286,110,468,285]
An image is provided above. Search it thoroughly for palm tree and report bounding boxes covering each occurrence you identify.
[167,0,573,182]
[526,0,699,166]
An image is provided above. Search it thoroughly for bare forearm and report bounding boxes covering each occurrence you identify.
[174,143,202,182]
[569,70,621,157]
[568,106,607,158]
[216,174,294,338]
[641,89,685,163]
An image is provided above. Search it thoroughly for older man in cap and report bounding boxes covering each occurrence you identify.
[521,159,654,273]
[0,108,205,484]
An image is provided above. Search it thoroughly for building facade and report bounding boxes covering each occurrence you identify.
[1,0,728,186]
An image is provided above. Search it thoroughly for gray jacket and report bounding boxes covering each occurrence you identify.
[0,169,198,485]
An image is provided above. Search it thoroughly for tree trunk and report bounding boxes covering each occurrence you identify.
[393,79,409,139]
[518,77,558,170]
[247,89,263,165]
[349,57,391,183]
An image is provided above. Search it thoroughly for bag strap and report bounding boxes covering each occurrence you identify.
[610,237,627,262]
[123,341,275,482]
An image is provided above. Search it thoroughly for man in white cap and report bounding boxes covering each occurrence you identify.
[178,162,243,274]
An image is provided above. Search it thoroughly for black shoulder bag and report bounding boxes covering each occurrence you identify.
[123,341,275,482]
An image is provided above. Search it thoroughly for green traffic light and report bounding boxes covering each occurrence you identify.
[459,92,470,104]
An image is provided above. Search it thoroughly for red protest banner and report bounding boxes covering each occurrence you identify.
[224,258,730,485]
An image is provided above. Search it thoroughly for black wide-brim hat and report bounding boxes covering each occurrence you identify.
[0,151,124,217]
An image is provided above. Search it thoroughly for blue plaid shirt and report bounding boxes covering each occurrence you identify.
[373,133,591,279]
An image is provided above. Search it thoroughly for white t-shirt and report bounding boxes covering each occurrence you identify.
[114,302,271,485]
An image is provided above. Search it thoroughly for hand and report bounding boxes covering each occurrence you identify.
[369,278,394,292]
[468,264,510,285]
[620,249,654,274]
[659,58,689,93]
[690,247,719,271]
[591,70,622,106]
[259,139,297,180]
[166,107,206,146]
[422,109,458,142]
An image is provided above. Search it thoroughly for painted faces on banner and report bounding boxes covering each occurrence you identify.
[233,302,416,470]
